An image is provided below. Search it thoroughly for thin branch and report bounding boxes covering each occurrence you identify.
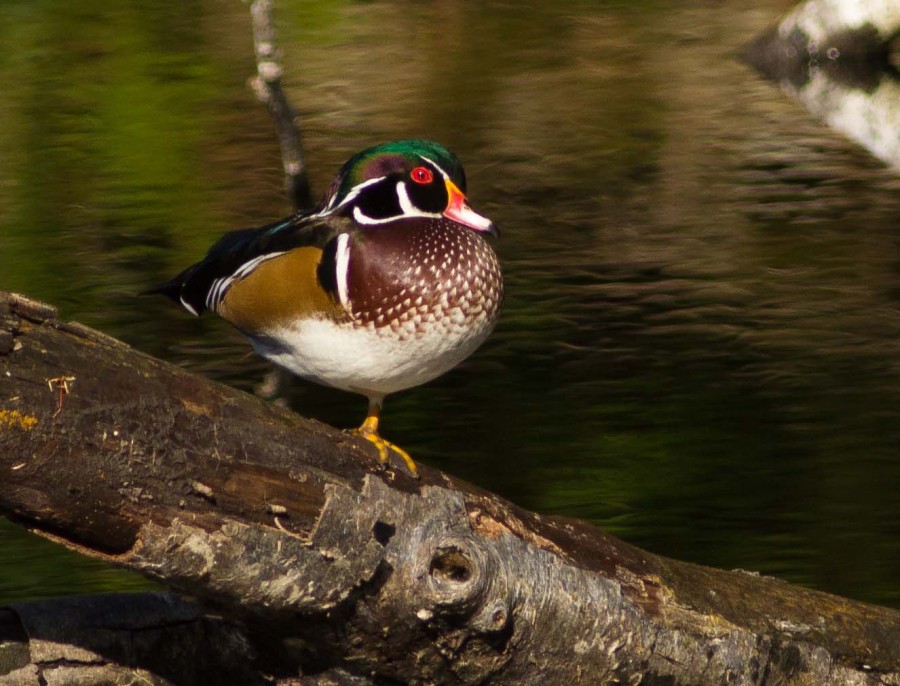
[248,0,313,211]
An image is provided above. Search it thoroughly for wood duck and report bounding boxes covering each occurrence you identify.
[151,140,503,477]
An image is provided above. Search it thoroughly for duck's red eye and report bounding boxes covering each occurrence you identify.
[410,166,433,185]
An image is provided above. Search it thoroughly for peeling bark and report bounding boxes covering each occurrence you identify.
[1,290,900,685]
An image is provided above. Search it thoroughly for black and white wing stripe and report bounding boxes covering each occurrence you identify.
[146,212,343,316]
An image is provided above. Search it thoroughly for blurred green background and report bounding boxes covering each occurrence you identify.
[2,0,899,610]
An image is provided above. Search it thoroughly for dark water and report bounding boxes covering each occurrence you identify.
[2,0,900,610]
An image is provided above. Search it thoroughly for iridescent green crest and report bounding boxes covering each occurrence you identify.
[324,140,467,208]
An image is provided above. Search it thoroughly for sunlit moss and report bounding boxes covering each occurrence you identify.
[0,409,39,431]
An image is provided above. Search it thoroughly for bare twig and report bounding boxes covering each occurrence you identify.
[247,0,309,402]
[248,0,313,211]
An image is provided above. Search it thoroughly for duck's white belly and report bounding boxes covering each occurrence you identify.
[252,309,496,397]
[250,218,503,399]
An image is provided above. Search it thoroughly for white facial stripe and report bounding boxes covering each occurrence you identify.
[341,161,453,224]
[322,176,387,213]
[396,181,416,214]
[396,177,444,220]
[335,233,352,310]
[353,204,440,225]
[418,155,450,181]
[353,206,397,225]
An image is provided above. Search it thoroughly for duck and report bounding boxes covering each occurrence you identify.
[150,140,503,477]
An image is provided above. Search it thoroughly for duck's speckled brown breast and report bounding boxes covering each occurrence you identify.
[346,217,503,343]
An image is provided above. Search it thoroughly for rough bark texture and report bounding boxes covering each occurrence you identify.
[2,290,900,686]
[0,593,270,686]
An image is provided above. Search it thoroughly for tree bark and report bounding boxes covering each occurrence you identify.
[0,593,276,686]
[1,290,900,685]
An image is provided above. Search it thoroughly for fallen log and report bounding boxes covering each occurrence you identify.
[0,592,273,686]
[1,290,899,685]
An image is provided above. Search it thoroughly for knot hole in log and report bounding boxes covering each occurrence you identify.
[421,535,511,635]
[372,520,395,546]
[430,547,473,583]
